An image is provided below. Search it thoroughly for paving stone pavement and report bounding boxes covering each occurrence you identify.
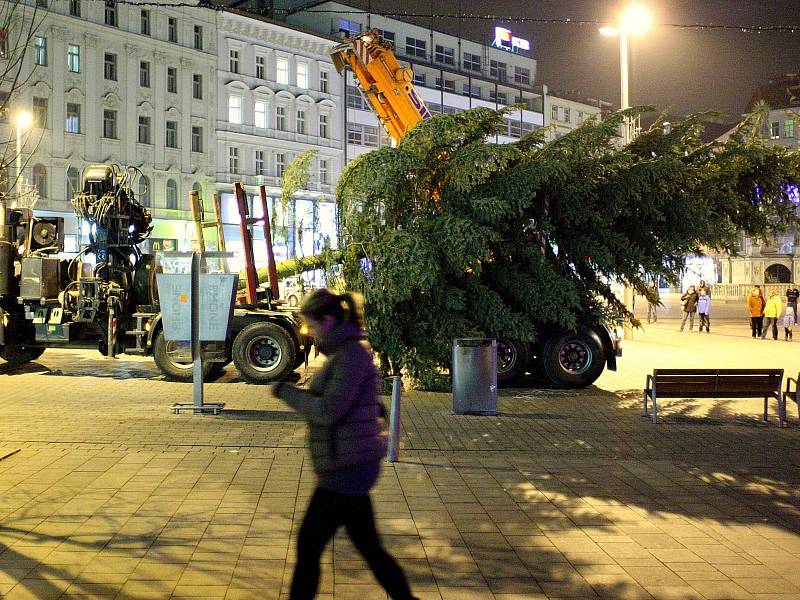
[1,305,800,599]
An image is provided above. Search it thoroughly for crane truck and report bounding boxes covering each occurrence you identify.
[0,165,310,383]
[330,29,621,388]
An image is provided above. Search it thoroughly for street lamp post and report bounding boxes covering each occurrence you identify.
[15,111,33,202]
[619,29,629,142]
[600,5,651,339]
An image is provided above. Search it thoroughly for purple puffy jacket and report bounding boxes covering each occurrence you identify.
[275,322,388,491]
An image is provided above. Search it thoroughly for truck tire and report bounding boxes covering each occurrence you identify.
[0,346,45,367]
[153,329,213,382]
[497,338,529,385]
[540,329,605,388]
[232,322,295,384]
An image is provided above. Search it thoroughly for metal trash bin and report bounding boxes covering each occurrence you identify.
[452,338,498,415]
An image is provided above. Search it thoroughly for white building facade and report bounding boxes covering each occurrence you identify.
[8,0,615,277]
[3,0,217,252]
[544,93,611,141]
[215,10,343,269]
[713,77,800,295]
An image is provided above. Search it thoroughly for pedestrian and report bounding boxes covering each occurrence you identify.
[697,286,711,333]
[786,282,799,323]
[679,285,698,332]
[761,290,782,340]
[784,306,795,341]
[271,289,418,600]
[748,285,766,338]
[646,279,659,323]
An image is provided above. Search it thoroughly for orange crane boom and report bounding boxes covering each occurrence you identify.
[330,29,432,144]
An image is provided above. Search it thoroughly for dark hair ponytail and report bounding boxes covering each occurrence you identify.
[300,288,364,328]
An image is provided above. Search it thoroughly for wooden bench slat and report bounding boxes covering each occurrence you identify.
[652,389,778,398]
[714,382,779,393]
[653,369,783,375]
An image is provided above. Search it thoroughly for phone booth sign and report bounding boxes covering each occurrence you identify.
[156,252,237,414]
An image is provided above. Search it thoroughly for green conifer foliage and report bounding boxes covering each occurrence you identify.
[336,107,800,387]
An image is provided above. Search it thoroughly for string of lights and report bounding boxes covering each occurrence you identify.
[43,1,800,34]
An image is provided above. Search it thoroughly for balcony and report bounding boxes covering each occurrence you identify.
[216,173,282,188]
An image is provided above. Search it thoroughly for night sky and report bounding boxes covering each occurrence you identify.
[293,0,800,118]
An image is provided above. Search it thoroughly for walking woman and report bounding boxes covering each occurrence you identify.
[271,289,418,600]
[646,279,659,323]
[748,286,766,338]
[680,285,699,332]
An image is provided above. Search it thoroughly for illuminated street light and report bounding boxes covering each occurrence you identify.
[620,4,653,35]
[599,4,652,136]
[600,5,651,340]
[15,111,34,200]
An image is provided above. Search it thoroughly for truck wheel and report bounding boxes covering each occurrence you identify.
[497,338,529,385]
[152,329,213,382]
[0,346,45,367]
[541,330,605,388]
[232,322,295,383]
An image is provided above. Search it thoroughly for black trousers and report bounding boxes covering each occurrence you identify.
[290,486,415,600]
[751,316,763,337]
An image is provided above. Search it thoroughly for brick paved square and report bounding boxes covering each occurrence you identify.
[2,314,800,599]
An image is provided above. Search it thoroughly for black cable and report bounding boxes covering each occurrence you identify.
[44,1,800,33]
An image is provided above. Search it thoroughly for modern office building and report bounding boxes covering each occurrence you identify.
[282,1,545,159]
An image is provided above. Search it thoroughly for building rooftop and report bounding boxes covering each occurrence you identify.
[548,89,614,111]
[746,73,800,112]
[638,112,740,144]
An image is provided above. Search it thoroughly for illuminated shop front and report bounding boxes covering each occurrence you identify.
[213,187,338,282]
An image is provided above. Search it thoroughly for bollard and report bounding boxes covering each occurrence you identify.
[387,375,402,463]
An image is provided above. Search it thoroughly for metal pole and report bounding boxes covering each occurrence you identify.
[189,190,205,251]
[619,30,635,341]
[0,191,6,244]
[234,182,259,305]
[387,375,402,463]
[620,31,629,141]
[212,193,227,254]
[191,251,204,411]
[15,122,21,201]
[259,185,280,302]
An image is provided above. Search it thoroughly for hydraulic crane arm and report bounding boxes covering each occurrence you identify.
[330,29,431,144]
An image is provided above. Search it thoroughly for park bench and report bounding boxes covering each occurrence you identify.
[642,369,786,426]
[782,373,800,422]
